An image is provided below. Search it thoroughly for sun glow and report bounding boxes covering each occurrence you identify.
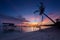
[29,22,38,25]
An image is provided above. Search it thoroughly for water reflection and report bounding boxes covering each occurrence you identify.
[21,26,50,32]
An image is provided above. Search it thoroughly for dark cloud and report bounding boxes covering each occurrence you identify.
[0,14,29,24]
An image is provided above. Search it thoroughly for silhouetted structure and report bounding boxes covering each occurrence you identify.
[2,23,16,32]
[53,19,60,29]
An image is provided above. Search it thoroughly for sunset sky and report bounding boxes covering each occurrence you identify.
[0,0,60,24]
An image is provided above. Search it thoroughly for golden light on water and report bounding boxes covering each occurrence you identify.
[16,21,51,32]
